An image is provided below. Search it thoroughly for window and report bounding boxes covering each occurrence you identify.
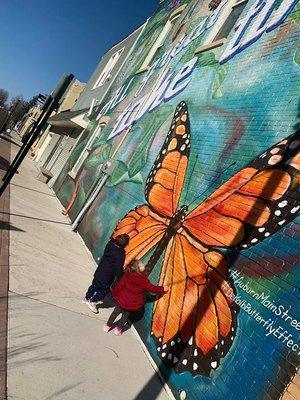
[195,0,248,54]
[137,5,186,72]
[93,49,124,89]
[214,0,248,41]
[69,122,105,178]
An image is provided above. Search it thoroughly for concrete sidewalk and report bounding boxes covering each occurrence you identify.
[5,132,170,400]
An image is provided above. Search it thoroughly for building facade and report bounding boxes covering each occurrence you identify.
[35,23,146,189]
[53,1,300,399]
[33,80,85,185]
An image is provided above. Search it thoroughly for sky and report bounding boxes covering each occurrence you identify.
[0,0,158,101]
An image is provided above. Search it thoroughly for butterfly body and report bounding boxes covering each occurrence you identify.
[145,205,188,274]
[113,102,300,376]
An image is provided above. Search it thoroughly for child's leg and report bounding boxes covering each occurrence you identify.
[106,306,122,327]
[85,279,98,300]
[116,309,131,330]
[87,279,109,303]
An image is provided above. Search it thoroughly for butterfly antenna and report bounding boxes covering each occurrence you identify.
[188,161,237,208]
[183,155,198,204]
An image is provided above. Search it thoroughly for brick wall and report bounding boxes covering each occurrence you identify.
[53,1,300,398]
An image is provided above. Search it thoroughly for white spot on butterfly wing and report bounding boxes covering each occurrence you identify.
[279,200,288,208]
[193,363,198,371]
[258,227,265,232]
[161,352,166,357]
[278,220,286,225]
[174,357,178,363]
[211,361,217,369]
[188,337,193,345]
[264,232,270,237]
[182,359,188,365]
[291,206,300,214]
[251,238,258,243]
[180,144,186,151]
[194,349,198,356]
[275,210,281,216]
[171,341,175,346]
[268,155,282,165]
[180,390,187,400]
[270,147,280,155]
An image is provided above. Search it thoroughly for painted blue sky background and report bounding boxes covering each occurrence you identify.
[0,0,158,100]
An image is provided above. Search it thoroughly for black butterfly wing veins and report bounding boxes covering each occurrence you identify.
[145,101,191,218]
[233,132,300,250]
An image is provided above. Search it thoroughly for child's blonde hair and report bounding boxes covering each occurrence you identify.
[126,259,141,274]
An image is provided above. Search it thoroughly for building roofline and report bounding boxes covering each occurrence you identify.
[102,19,149,56]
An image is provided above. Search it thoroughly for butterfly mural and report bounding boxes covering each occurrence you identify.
[113,102,300,376]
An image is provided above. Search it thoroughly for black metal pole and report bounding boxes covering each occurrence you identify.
[1,95,53,181]
[0,73,74,197]
[2,73,73,182]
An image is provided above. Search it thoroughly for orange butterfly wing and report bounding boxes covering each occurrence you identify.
[145,101,190,218]
[184,134,299,249]
[151,232,238,375]
[113,101,191,267]
[113,205,167,266]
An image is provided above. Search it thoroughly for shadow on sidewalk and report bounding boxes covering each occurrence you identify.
[0,220,25,232]
[0,211,70,226]
[0,156,10,171]
[10,183,55,197]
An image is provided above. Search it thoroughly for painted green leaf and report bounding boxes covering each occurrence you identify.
[127,107,172,178]
[212,63,228,99]
[289,3,300,24]
[84,142,112,169]
[294,47,300,66]
[106,171,144,187]
[198,51,218,68]
[107,160,128,186]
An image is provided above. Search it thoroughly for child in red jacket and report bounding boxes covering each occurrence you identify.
[103,259,168,335]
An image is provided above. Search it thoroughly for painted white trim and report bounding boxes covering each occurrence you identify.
[139,13,182,71]
[93,48,125,89]
[204,0,242,44]
[88,20,148,116]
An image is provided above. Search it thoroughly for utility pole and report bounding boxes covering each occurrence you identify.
[0,73,74,197]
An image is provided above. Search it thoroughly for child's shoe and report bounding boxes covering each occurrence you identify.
[103,324,111,333]
[113,326,123,336]
[86,301,98,314]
